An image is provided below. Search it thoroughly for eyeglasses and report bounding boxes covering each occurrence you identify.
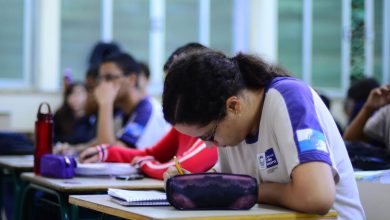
[199,120,219,142]
[199,109,225,142]
[97,74,123,82]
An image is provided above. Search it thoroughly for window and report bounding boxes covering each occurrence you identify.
[374,0,383,82]
[210,0,233,55]
[61,0,101,81]
[279,0,344,92]
[165,0,199,59]
[278,0,303,79]
[113,0,150,63]
[312,0,343,89]
[0,0,27,88]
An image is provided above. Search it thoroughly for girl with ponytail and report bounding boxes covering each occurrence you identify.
[162,50,365,220]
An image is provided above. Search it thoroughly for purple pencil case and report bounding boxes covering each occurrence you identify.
[166,173,258,210]
[40,154,77,179]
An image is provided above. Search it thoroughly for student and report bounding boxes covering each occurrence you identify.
[86,41,122,91]
[343,84,390,150]
[79,128,217,180]
[162,51,365,219]
[344,77,379,124]
[138,61,150,95]
[319,93,343,135]
[53,82,96,145]
[163,42,207,72]
[94,52,170,149]
[79,43,216,180]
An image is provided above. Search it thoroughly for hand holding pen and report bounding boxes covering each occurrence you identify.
[163,156,190,190]
[79,144,112,163]
[173,156,184,175]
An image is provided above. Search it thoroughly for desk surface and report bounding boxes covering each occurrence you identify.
[0,155,33,170]
[69,194,337,220]
[357,181,390,220]
[21,172,164,193]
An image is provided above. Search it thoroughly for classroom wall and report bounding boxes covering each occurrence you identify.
[0,91,62,132]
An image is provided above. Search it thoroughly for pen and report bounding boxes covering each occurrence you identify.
[173,156,184,175]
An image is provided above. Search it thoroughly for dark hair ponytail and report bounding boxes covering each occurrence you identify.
[232,53,289,90]
[162,51,289,126]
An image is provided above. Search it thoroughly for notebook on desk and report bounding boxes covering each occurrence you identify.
[108,188,170,206]
[75,162,138,176]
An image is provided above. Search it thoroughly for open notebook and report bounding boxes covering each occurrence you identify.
[108,188,170,206]
[75,162,138,176]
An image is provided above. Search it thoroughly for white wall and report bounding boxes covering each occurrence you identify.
[0,91,62,132]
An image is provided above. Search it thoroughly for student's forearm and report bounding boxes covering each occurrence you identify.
[343,106,374,141]
[259,182,332,215]
[97,104,116,144]
[259,163,335,215]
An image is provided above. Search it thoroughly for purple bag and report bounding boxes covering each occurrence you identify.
[40,154,77,179]
[166,173,258,210]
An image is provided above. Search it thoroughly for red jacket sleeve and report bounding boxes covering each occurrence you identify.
[143,128,179,162]
[139,139,218,180]
[105,128,178,162]
[105,146,146,163]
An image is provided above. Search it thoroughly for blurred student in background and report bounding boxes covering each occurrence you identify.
[85,42,122,116]
[319,93,343,135]
[138,61,150,95]
[94,52,170,149]
[344,84,390,150]
[53,82,96,155]
[79,42,217,180]
[85,41,122,90]
[344,77,379,125]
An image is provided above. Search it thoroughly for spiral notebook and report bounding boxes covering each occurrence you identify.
[108,188,170,206]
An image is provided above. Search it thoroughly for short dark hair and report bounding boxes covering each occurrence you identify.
[347,77,379,101]
[162,51,289,126]
[88,41,121,68]
[101,52,141,76]
[163,42,207,72]
[139,62,150,80]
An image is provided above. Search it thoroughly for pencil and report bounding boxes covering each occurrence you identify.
[173,156,184,175]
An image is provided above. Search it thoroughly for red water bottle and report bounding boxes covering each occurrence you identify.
[34,102,53,175]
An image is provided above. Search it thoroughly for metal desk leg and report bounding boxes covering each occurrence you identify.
[71,204,79,220]
[12,172,26,220]
[20,183,71,220]
[0,170,3,220]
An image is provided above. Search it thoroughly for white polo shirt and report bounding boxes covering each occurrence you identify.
[364,104,390,151]
[218,77,365,220]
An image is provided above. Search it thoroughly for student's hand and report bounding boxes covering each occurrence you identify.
[94,81,120,106]
[79,147,100,163]
[364,84,390,111]
[163,166,190,190]
[53,142,77,156]
[131,156,155,167]
[53,142,70,155]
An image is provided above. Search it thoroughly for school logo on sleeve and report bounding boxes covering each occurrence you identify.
[296,128,328,153]
[122,122,145,137]
[257,148,278,170]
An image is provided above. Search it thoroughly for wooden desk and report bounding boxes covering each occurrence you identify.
[0,155,34,170]
[0,155,33,220]
[19,172,164,220]
[69,194,337,220]
[20,172,163,193]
